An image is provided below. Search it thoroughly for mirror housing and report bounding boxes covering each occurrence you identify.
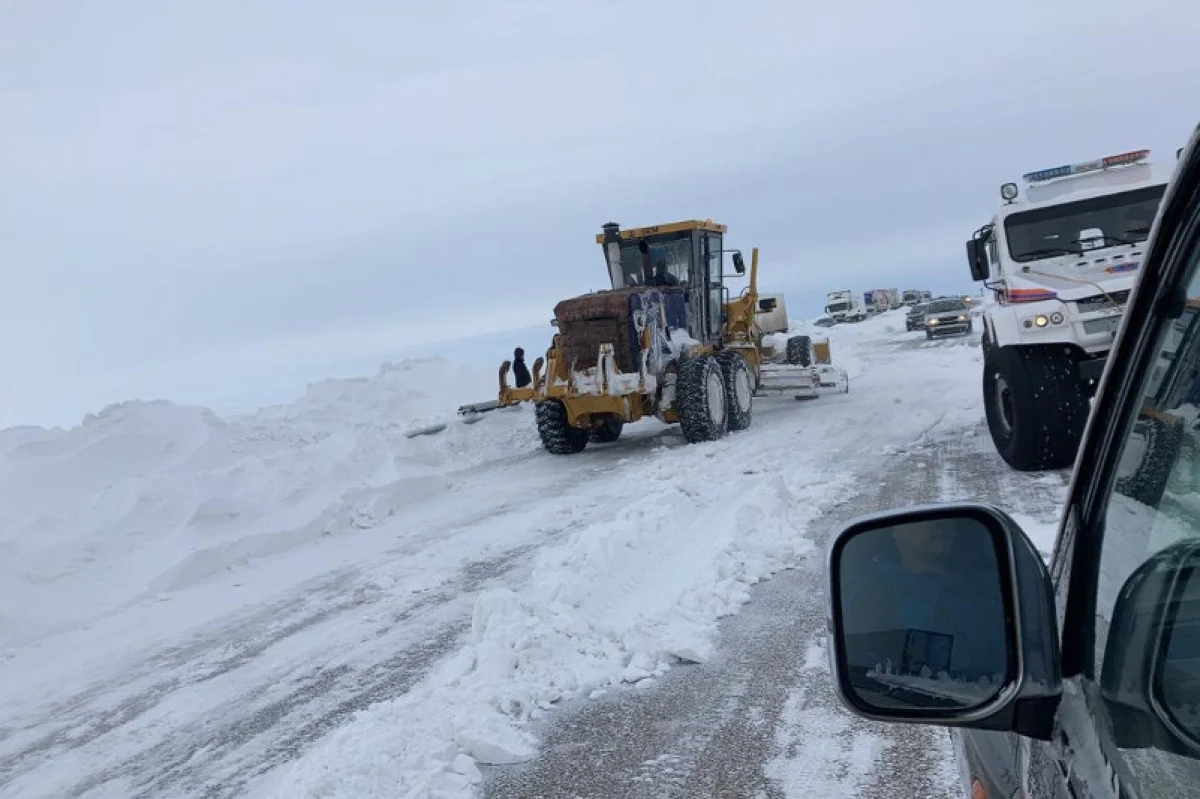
[1101,537,1200,758]
[732,252,746,275]
[758,297,778,312]
[966,239,990,282]
[826,502,1061,739]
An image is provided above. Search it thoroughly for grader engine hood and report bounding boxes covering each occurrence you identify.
[553,287,688,375]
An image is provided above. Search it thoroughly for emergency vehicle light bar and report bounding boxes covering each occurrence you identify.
[1022,149,1150,184]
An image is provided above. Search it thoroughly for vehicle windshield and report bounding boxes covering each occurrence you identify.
[616,236,691,287]
[909,304,928,315]
[928,299,967,313]
[827,302,849,313]
[1004,184,1167,263]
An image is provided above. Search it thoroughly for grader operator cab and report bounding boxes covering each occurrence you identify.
[463,219,848,454]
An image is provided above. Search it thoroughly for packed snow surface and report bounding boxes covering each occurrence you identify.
[0,309,1062,798]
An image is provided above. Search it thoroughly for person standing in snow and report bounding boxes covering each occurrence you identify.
[512,347,532,388]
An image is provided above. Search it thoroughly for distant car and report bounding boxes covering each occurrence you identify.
[814,316,836,327]
[922,297,973,339]
[905,303,929,331]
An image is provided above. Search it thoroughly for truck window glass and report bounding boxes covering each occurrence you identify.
[618,235,690,287]
[1004,185,1167,263]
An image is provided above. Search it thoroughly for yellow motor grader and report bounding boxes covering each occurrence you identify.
[459,219,849,453]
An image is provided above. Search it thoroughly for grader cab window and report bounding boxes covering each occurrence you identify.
[618,235,691,288]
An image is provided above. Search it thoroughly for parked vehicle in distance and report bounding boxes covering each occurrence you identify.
[922,296,973,339]
[825,290,867,323]
[824,123,1200,799]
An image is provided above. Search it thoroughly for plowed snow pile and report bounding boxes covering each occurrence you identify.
[0,358,534,647]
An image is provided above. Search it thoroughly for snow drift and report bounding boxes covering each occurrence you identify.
[0,357,533,647]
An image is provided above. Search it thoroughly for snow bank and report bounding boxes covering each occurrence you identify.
[0,358,532,647]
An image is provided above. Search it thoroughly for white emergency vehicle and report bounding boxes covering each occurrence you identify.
[967,148,1174,471]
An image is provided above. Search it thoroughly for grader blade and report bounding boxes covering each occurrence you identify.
[755,363,821,398]
[755,363,849,399]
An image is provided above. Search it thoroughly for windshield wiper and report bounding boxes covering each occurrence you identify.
[1019,246,1082,260]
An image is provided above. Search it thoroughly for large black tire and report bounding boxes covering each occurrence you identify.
[1115,414,1186,507]
[983,345,1090,471]
[588,415,624,443]
[676,356,728,443]
[535,399,589,454]
[786,335,813,366]
[715,350,754,432]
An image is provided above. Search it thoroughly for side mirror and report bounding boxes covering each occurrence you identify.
[732,252,746,275]
[827,502,1061,739]
[758,297,777,312]
[1101,537,1200,758]
[966,239,989,282]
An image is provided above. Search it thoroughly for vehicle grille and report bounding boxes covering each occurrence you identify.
[1075,290,1131,314]
[559,317,636,373]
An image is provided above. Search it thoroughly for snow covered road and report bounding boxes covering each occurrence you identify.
[482,408,1068,798]
[0,311,1068,798]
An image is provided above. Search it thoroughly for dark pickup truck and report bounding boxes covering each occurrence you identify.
[904,302,929,331]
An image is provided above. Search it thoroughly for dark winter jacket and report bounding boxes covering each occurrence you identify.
[513,348,532,388]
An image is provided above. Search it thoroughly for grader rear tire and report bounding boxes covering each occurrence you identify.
[588,416,624,443]
[535,400,589,454]
[715,350,753,431]
[677,356,728,443]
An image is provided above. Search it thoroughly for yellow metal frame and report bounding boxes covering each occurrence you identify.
[593,218,728,244]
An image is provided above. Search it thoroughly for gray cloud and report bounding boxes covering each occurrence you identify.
[2,0,1197,426]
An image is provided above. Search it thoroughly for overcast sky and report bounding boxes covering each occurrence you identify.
[2,0,1197,427]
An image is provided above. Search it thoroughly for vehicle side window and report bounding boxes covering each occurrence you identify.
[1091,242,1200,792]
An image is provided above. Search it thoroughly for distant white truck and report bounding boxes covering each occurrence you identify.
[967,148,1173,471]
[825,290,866,323]
[901,289,932,306]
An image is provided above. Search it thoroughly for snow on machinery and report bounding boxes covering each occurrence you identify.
[967,147,1175,471]
[482,219,849,454]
